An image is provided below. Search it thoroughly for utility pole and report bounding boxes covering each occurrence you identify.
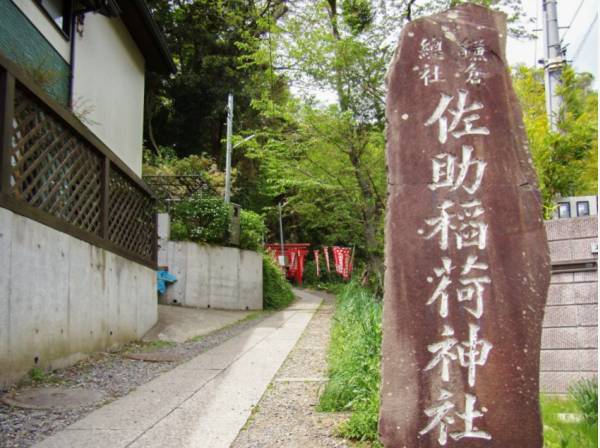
[224,93,233,203]
[542,0,564,131]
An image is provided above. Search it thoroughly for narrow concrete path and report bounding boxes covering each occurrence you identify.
[34,291,321,448]
[232,290,350,448]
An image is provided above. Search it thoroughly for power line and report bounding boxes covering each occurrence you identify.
[572,12,598,62]
[560,0,586,45]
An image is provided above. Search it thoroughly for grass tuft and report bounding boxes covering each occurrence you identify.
[318,281,382,443]
[263,254,295,309]
[569,376,598,425]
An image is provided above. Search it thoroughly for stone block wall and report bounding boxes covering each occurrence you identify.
[541,217,598,394]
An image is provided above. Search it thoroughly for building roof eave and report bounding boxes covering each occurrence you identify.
[117,0,176,75]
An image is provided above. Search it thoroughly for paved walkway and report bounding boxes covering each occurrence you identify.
[232,290,350,448]
[143,305,255,343]
[34,291,322,448]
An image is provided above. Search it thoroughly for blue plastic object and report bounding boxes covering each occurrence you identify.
[157,270,177,294]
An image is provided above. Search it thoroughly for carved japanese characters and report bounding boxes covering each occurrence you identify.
[380,4,550,447]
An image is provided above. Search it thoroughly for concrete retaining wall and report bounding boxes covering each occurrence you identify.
[541,217,598,394]
[0,207,158,387]
[162,242,262,310]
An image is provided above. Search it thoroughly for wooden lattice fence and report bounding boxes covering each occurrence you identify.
[0,54,156,268]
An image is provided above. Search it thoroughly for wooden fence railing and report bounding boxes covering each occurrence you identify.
[0,52,157,268]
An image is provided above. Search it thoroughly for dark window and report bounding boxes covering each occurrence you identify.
[576,201,590,217]
[35,0,72,37]
[558,202,571,219]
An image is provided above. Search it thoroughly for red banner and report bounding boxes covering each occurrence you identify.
[332,246,353,280]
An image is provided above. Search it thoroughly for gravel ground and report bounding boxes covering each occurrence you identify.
[0,310,272,448]
[232,290,353,448]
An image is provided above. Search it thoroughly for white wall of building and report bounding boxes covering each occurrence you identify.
[0,207,158,387]
[11,0,71,61]
[72,13,145,176]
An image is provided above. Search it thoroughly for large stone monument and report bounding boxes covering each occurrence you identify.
[380,4,551,447]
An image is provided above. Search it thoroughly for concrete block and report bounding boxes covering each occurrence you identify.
[157,213,170,267]
[550,272,574,284]
[162,242,264,310]
[68,239,108,355]
[110,255,139,341]
[0,210,157,387]
[540,349,578,372]
[547,283,597,305]
[577,327,597,349]
[541,328,578,349]
[577,304,598,326]
[545,217,597,241]
[239,249,262,310]
[136,264,158,338]
[573,271,597,282]
[184,244,210,308]
[549,240,573,263]
[579,349,597,371]
[542,306,577,327]
[163,242,187,305]
[0,208,12,378]
[540,371,597,394]
[570,238,598,261]
[9,214,71,371]
[208,246,240,309]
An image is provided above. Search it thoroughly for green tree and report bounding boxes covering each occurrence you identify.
[512,65,598,216]
[243,0,530,286]
[144,0,288,159]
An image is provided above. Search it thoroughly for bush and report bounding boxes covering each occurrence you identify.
[319,281,382,442]
[263,254,294,309]
[302,259,347,291]
[171,194,231,244]
[169,220,189,241]
[570,377,598,425]
[542,394,598,448]
[239,210,266,251]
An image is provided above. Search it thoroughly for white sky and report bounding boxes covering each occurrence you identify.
[506,0,598,82]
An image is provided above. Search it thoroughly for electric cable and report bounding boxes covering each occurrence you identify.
[560,0,586,45]
[572,12,598,62]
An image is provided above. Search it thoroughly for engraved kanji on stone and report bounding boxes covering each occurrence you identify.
[424,89,490,144]
[418,200,456,251]
[457,255,491,318]
[424,325,457,381]
[429,145,487,193]
[426,257,454,318]
[419,389,455,446]
[460,39,487,62]
[457,323,493,387]
[456,200,487,250]
[419,37,444,60]
[450,393,492,441]
[414,64,445,86]
[465,62,484,85]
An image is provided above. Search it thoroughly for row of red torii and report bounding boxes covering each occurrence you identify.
[265,244,354,287]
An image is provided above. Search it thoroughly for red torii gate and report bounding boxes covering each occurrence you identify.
[265,243,310,286]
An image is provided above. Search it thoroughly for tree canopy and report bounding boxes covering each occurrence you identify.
[145,0,597,285]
